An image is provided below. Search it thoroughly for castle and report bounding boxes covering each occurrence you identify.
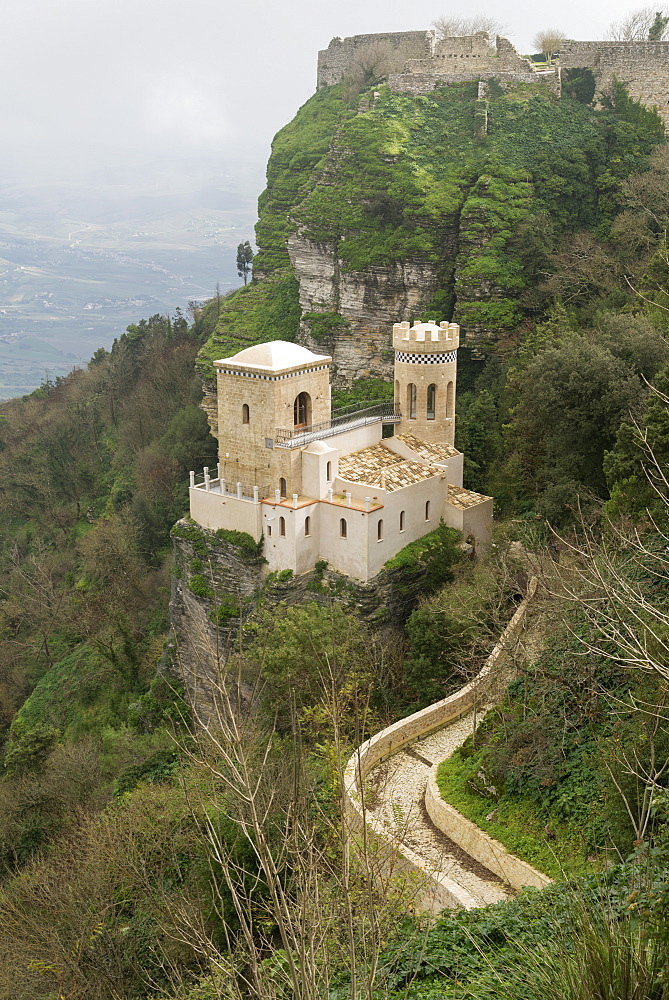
[317,29,669,129]
[189,320,492,583]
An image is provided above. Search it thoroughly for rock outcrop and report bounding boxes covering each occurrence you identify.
[288,232,440,380]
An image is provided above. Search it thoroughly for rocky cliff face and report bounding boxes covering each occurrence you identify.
[288,232,440,379]
[169,519,428,718]
[196,74,664,392]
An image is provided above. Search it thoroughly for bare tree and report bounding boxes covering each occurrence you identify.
[607,6,669,40]
[432,14,504,40]
[533,29,567,64]
[346,41,395,89]
[150,645,433,1000]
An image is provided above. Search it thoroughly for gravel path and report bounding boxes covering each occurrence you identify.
[367,706,512,906]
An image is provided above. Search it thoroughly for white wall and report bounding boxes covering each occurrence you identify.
[366,476,448,579]
[262,500,320,575]
[189,487,263,539]
[301,443,338,500]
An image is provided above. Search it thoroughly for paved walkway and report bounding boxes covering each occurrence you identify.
[367,706,512,906]
[365,591,548,907]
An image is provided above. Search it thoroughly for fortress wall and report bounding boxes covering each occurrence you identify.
[561,40,669,128]
[388,70,558,97]
[317,31,433,89]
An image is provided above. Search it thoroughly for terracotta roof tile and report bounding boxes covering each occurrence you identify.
[396,433,460,462]
[338,444,442,492]
[447,484,492,510]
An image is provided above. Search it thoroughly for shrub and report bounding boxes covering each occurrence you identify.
[188,574,213,599]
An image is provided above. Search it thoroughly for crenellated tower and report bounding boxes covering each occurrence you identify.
[393,319,459,446]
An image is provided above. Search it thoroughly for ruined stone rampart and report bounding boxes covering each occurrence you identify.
[318,29,669,127]
[561,40,669,128]
[318,29,560,97]
[317,31,433,89]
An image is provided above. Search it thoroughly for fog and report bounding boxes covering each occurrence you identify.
[0,0,651,397]
[2,0,648,190]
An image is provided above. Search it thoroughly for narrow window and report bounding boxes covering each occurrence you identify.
[294,391,310,428]
[267,524,272,537]
[326,460,332,481]
[394,379,399,406]
[305,516,311,537]
[447,380,454,418]
[340,518,347,538]
[400,510,405,531]
[242,403,250,424]
[425,500,430,521]
[427,383,436,420]
[408,383,417,419]
[279,516,286,537]
[279,477,287,498]
[377,519,384,541]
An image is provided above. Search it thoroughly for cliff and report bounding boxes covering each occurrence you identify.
[196,42,664,403]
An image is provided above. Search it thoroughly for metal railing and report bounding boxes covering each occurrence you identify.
[275,402,401,448]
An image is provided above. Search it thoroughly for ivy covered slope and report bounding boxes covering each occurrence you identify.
[197,79,664,382]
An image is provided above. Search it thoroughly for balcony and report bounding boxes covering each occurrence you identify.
[275,401,401,449]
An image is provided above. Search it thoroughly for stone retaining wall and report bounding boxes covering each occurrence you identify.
[425,771,550,891]
[343,577,540,910]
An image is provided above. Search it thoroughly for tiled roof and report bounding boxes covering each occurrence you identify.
[396,433,460,462]
[447,484,492,510]
[338,444,442,492]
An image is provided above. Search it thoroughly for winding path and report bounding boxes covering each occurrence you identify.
[366,708,512,906]
[344,577,549,911]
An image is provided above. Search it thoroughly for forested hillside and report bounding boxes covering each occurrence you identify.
[0,66,668,1000]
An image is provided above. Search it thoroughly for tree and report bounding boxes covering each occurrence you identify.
[432,14,504,39]
[346,41,394,89]
[533,29,566,64]
[608,5,669,39]
[236,242,254,285]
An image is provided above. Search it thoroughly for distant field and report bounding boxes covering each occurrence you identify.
[0,164,262,399]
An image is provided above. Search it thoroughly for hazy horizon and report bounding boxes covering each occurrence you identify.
[0,0,656,398]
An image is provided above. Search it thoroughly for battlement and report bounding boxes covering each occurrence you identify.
[392,320,460,352]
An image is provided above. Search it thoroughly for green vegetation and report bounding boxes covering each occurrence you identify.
[1,67,669,1000]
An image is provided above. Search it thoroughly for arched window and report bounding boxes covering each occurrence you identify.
[305,516,311,537]
[340,518,347,538]
[425,500,430,521]
[407,383,417,420]
[242,403,250,424]
[377,519,384,541]
[427,384,436,420]
[294,391,310,428]
[400,510,405,531]
[446,380,454,418]
[279,477,287,498]
[326,461,332,482]
[279,516,286,537]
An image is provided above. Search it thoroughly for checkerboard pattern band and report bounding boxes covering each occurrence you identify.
[395,350,457,364]
[217,364,329,381]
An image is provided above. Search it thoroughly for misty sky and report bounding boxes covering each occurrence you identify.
[1,0,650,192]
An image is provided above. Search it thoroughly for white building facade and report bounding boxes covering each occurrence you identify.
[189,320,493,583]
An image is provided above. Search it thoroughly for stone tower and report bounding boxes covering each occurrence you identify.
[214,341,332,497]
[392,320,459,446]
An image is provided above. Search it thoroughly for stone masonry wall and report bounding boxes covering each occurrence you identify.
[317,29,559,99]
[561,40,669,129]
[317,31,433,89]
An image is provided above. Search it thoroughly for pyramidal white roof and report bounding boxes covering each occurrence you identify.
[215,340,331,373]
